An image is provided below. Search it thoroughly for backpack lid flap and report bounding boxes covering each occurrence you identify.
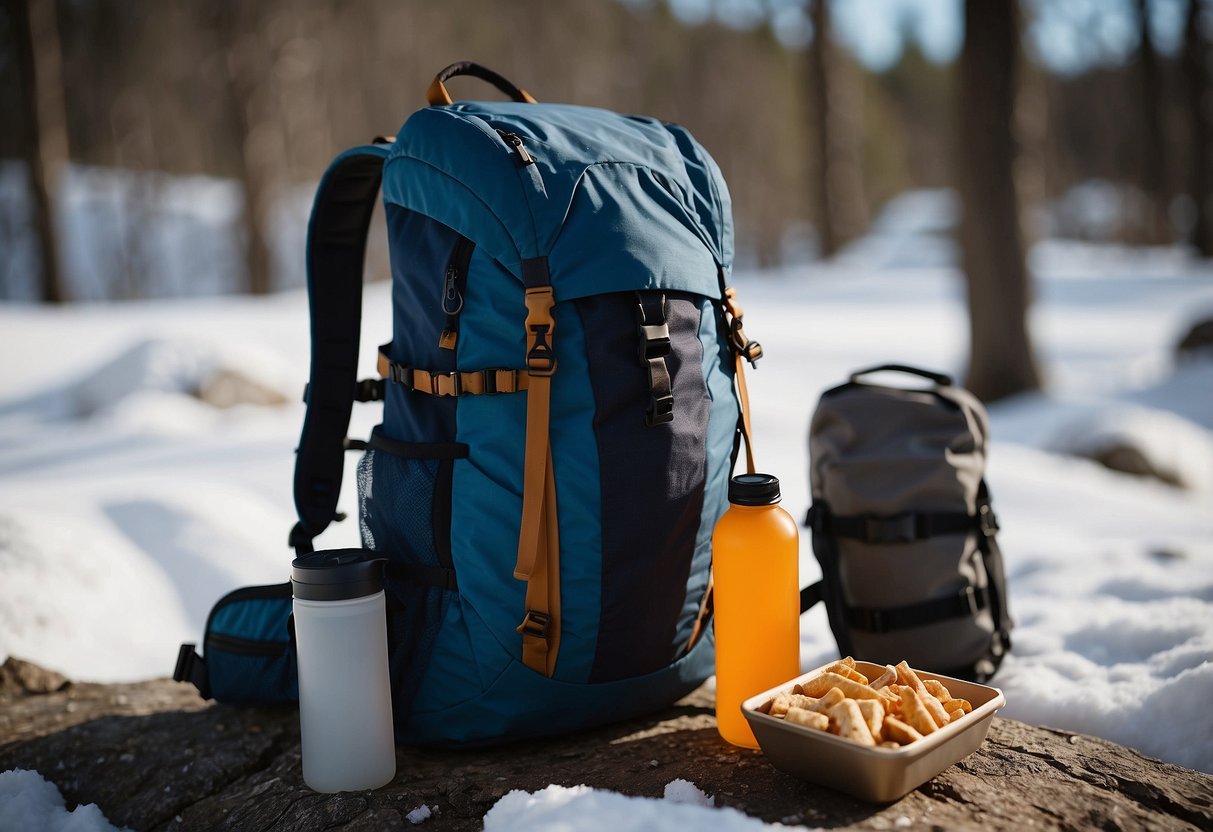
[384,102,732,300]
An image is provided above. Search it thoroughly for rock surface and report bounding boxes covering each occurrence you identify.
[1,658,1210,831]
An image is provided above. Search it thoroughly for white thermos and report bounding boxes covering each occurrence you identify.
[291,550,395,792]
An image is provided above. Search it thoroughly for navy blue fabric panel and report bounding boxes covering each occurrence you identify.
[580,291,710,683]
[383,204,459,443]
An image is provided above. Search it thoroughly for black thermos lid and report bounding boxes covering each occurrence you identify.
[728,473,782,506]
[291,549,387,601]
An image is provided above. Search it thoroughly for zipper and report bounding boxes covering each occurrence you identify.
[206,631,289,658]
[495,129,534,166]
[439,236,476,350]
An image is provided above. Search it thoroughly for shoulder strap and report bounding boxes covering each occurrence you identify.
[291,143,390,554]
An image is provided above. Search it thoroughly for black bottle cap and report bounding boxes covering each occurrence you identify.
[291,549,387,601]
[728,473,782,506]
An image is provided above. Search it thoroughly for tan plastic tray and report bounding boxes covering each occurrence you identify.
[742,660,1005,803]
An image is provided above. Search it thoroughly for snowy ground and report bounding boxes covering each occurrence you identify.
[1,222,1211,828]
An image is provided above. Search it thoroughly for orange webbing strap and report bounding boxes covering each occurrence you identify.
[515,275,560,676]
[518,452,561,676]
[723,286,761,474]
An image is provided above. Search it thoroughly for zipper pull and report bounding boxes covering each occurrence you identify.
[442,264,463,315]
[496,129,534,166]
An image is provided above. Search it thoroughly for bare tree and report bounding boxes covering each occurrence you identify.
[7,0,68,302]
[212,1,278,295]
[805,0,866,258]
[956,0,1041,402]
[1136,0,1171,243]
[1183,0,1212,256]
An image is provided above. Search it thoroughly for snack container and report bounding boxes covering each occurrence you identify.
[742,660,1005,803]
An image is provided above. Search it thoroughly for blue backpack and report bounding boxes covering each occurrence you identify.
[175,62,762,747]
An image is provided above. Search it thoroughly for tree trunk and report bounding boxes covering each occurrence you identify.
[807,0,836,258]
[956,0,1041,403]
[213,3,277,296]
[806,0,866,259]
[1136,0,1171,244]
[7,0,69,303]
[1184,0,1212,256]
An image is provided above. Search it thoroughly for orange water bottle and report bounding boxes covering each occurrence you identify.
[713,473,800,748]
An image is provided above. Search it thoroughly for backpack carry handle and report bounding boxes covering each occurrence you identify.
[849,364,953,388]
[427,61,538,106]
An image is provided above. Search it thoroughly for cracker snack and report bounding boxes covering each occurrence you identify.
[759,657,973,749]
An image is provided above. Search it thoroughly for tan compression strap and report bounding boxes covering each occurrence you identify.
[377,349,530,396]
[517,451,561,676]
[515,282,560,676]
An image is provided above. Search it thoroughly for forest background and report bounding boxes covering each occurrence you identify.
[2,0,1212,402]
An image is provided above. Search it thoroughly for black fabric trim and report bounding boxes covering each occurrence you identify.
[205,632,290,657]
[521,256,550,289]
[366,426,469,459]
[390,560,458,592]
[845,586,989,634]
[431,458,455,571]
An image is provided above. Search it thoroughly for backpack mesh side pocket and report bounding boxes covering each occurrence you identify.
[357,428,465,729]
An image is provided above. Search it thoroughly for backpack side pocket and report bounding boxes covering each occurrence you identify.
[175,582,297,705]
[357,427,466,729]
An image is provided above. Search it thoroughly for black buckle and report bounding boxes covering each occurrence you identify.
[355,378,385,402]
[646,393,674,426]
[729,319,763,367]
[518,610,550,638]
[978,503,999,537]
[639,323,672,362]
[390,362,412,389]
[527,325,556,374]
[863,512,917,544]
[173,643,196,684]
[482,369,498,395]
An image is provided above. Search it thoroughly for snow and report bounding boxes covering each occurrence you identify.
[483,782,808,831]
[2,184,1213,826]
[0,769,129,832]
[406,803,433,825]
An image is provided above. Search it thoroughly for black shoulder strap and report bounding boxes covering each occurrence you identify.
[292,143,390,554]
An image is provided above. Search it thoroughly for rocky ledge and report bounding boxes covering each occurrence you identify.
[1,657,1210,831]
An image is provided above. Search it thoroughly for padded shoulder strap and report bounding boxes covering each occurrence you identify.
[292,144,390,552]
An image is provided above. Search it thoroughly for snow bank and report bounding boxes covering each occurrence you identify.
[0,769,129,832]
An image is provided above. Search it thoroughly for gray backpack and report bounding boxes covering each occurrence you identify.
[799,365,1012,682]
